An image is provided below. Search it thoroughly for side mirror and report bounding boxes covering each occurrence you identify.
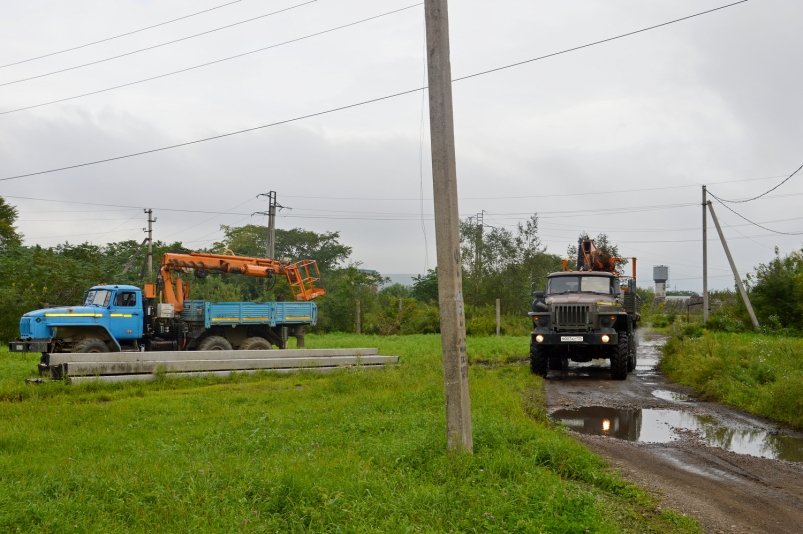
[532,291,548,312]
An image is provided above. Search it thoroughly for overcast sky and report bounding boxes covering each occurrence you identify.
[1,0,801,292]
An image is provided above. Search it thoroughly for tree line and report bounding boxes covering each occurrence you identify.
[0,197,562,341]
[4,195,799,340]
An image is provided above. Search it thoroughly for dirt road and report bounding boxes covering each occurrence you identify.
[543,333,803,533]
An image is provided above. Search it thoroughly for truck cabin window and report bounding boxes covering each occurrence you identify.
[548,276,612,295]
[116,291,137,307]
[84,289,112,307]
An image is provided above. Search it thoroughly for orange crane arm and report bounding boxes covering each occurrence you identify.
[158,252,326,312]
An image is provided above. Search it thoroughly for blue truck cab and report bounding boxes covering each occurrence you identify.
[9,284,318,356]
[10,285,144,353]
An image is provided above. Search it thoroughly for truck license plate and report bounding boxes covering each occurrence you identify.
[560,336,583,342]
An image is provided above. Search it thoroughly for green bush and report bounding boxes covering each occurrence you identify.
[680,323,704,338]
[661,332,803,429]
[651,313,677,328]
[705,312,747,333]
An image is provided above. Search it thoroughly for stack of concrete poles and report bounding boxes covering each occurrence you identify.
[39,348,398,384]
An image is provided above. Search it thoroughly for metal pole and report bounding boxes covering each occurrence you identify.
[144,209,156,280]
[706,201,760,329]
[425,0,473,453]
[256,191,281,258]
[702,186,709,323]
[267,191,277,258]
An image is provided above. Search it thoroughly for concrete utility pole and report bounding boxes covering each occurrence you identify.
[355,299,362,335]
[143,209,156,280]
[425,0,473,453]
[702,186,709,323]
[706,201,760,329]
[256,191,282,258]
[495,298,501,336]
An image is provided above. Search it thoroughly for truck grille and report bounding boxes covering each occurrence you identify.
[553,305,591,331]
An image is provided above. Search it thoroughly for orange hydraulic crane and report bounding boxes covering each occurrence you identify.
[153,252,326,313]
[561,238,637,285]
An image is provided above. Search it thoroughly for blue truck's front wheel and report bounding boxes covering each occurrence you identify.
[73,338,108,353]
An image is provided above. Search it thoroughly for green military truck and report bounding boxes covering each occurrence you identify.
[528,239,640,380]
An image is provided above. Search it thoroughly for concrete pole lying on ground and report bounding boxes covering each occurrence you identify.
[424,0,473,453]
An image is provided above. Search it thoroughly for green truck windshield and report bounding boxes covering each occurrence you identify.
[548,276,611,295]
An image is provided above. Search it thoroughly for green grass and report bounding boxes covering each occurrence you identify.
[0,335,698,533]
[661,331,803,429]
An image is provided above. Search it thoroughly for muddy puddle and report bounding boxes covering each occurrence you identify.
[551,405,803,462]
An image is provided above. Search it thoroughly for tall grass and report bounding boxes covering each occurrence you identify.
[661,332,803,429]
[0,336,697,532]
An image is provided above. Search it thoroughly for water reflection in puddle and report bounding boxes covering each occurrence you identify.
[651,389,691,402]
[550,406,803,462]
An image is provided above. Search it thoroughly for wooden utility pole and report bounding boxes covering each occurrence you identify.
[702,186,709,323]
[425,0,473,453]
[706,201,760,329]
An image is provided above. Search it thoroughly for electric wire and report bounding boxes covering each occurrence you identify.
[710,162,802,203]
[0,0,318,88]
[0,0,748,182]
[3,194,698,219]
[0,0,248,69]
[277,175,797,201]
[0,3,424,116]
[7,193,802,226]
[709,195,803,235]
[5,173,799,211]
[451,0,748,85]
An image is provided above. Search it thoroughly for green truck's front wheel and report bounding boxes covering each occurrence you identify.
[530,344,548,377]
[610,333,628,380]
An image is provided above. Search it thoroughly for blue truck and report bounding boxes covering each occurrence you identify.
[9,283,318,375]
[11,283,316,353]
[9,251,327,377]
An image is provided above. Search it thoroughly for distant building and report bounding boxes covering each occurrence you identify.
[653,265,669,298]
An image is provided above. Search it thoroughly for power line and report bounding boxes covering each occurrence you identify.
[0,0,248,69]
[2,194,246,214]
[4,193,700,219]
[0,0,749,182]
[709,195,803,235]
[10,193,803,225]
[710,162,802,203]
[281,174,794,201]
[0,0,318,88]
[0,85,425,182]
[452,0,748,84]
[0,3,424,116]
[25,227,143,240]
